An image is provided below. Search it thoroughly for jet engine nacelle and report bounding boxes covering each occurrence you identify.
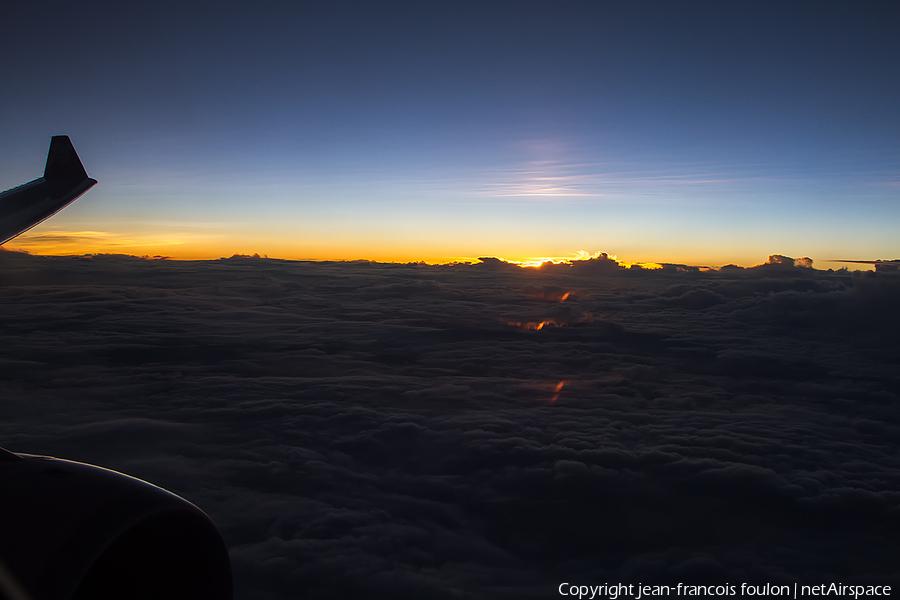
[0,448,232,600]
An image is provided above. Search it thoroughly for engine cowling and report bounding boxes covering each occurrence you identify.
[0,448,232,600]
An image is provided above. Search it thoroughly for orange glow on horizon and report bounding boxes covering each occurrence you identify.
[618,261,664,270]
[4,238,617,267]
[505,250,615,268]
[3,232,835,271]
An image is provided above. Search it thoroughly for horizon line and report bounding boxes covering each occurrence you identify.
[1,247,879,272]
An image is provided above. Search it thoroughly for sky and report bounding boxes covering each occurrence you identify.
[1,1,898,265]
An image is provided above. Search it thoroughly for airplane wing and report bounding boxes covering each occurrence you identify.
[0,136,97,245]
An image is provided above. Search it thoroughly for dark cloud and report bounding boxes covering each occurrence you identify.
[1,250,898,597]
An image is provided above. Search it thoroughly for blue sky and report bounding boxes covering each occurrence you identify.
[1,1,898,264]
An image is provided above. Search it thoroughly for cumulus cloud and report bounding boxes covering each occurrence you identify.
[765,254,795,266]
[0,251,897,597]
[761,254,813,269]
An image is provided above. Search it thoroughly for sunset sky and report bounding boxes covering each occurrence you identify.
[1,1,897,265]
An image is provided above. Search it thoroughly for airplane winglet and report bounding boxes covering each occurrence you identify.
[44,135,89,182]
[0,136,97,245]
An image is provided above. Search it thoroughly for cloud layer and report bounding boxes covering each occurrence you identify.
[1,251,898,598]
